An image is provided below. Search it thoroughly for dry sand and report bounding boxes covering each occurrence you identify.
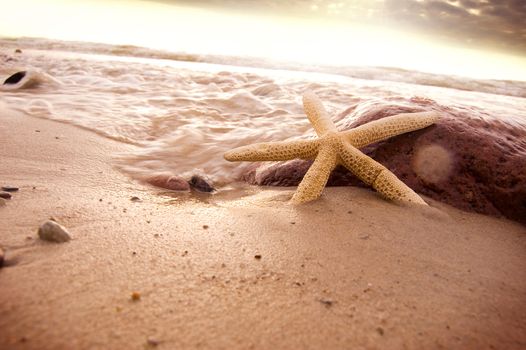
[0,108,525,350]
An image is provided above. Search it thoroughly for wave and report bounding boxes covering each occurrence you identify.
[2,36,525,98]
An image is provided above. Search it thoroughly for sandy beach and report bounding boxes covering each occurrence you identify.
[1,107,526,349]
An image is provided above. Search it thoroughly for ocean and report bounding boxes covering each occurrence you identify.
[1,37,525,186]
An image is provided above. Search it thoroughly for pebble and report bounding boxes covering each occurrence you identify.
[147,337,160,347]
[1,186,19,192]
[38,220,72,242]
[0,247,4,267]
[131,292,141,301]
[318,298,334,308]
[189,175,215,193]
[130,196,141,202]
[146,174,190,191]
[0,192,12,199]
[3,71,25,85]
[254,254,262,260]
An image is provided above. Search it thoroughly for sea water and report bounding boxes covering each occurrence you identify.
[1,37,525,185]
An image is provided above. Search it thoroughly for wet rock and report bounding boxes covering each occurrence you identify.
[189,175,215,193]
[0,247,4,267]
[38,220,72,242]
[242,100,526,224]
[3,71,26,85]
[0,192,12,199]
[1,186,19,192]
[146,174,190,191]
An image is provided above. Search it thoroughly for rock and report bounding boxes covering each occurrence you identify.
[146,174,190,191]
[189,175,215,192]
[1,186,19,192]
[0,192,12,199]
[0,247,4,267]
[38,220,72,242]
[15,49,22,54]
[241,99,526,224]
[3,71,26,85]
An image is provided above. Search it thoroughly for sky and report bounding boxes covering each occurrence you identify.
[0,0,525,80]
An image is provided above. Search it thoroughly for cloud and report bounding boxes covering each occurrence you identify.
[147,0,526,54]
[384,0,526,53]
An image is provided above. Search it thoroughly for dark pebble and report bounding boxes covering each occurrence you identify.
[15,49,22,54]
[3,71,26,85]
[0,192,12,199]
[130,196,141,202]
[318,298,334,308]
[1,186,19,192]
[189,175,215,193]
[376,327,385,336]
[254,254,262,260]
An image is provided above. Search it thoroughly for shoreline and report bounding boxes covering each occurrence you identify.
[1,109,525,349]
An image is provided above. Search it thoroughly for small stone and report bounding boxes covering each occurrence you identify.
[318,298,334,308]
[376,327,385,336]
[147,337,160,347]
[189,175,215,193]
[0,192,12,199]
[130,196,141,202]
[1,186,19,192]
[38,220,72,242]
[15,49,22,54]
[131,292,141,301]
[254,254,262,260]
[146,174,190,191]
[3,71,25,85]
[0,247,4,267]
[202,225,209,229]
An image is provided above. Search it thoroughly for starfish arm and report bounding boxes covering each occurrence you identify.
[338,141,427,205]
[303,91,337,136]
[344,111,440,148]
[224,139,320,162]
[373,169,427,205]
[291,146,338,204]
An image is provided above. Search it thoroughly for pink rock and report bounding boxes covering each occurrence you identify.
[146,174,190,191]
[241,98,526,224]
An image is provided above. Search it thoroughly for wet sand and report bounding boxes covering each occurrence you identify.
[1,109,525,349]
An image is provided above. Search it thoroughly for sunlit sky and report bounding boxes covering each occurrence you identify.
[1,0,525,80]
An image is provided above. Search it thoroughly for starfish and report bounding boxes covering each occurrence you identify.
[224,91,440,205]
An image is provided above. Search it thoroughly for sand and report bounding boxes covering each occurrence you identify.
[0,108,525,350]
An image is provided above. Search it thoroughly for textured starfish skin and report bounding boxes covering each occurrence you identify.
[224,91,440,205]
